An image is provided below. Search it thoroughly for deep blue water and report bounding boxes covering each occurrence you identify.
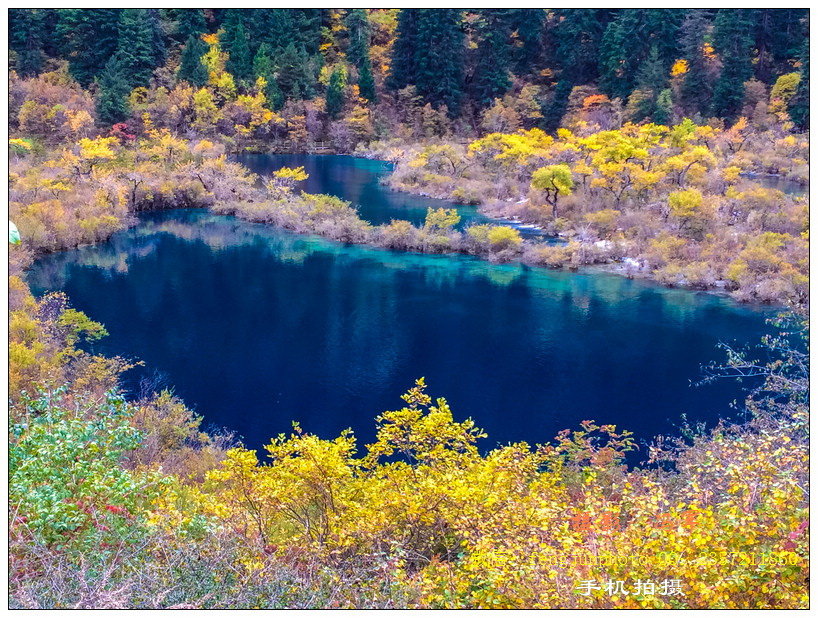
[27,158,777,458]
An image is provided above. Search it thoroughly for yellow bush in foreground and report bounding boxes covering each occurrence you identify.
[193,378,807,609]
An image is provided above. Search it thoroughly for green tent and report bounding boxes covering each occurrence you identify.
[9,220,21,244]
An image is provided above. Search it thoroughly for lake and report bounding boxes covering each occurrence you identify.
[27,156,777,457]
[232,153,556,238]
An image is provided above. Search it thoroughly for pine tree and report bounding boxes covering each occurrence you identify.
[507,9,544,75]
[222,12,253,85]
[326,67,345,119]
[117,9,160,89]
[387,9,419,91]
[789,39,809,129]
[57,9,121,86]
[176,8,207,43]
[679,10,714,117]
[413,9,465,117]
[542,80,572,132]
[636,46,667,94]
[276,43,315,101]
[96,52,131,124]
[358,60,376,103]
[345,9,370,69]
[146,9,167,69]
[471,10,512,109]
[654,89,674,124]
[553,9,613,85]
[599,10,683,101]
[711,9,754,120]
[253,44,283,110]
[345,9,377,102]
[753,9,809,83]
[178,34,209,87]
[10,9,46,76]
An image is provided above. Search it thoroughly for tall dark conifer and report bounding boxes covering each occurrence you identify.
[345,9,377,103]
[10,9,46,76]
[599,10,683,101]
[387,9,419,91]
[789,39,809,129]
[470,10,512,109]
[413,9,465,116]
[222,12,253,85]
[178,34,209,87]
[542,80,572,132]
[56,9,121,86]
[177,8,207,43]
[508,9,544,75]
[253,44,284,110]
[96,52,131,124]
[679,9,714,117]
[710,9,754,119]
[326,67,345,119]
[117,9,159,89]
[552,9,612,85]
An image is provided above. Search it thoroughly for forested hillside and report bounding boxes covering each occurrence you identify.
[10,8,809,144]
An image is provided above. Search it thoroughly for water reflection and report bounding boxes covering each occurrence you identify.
[28,209,776,456]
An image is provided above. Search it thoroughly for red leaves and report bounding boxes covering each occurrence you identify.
[104,504,132,518]
[109,123,136,141]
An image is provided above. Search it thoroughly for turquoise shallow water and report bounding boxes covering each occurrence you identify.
[27,202,776,457]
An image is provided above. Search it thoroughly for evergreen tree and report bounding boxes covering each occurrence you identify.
[470,10,512,109]
[599,10,683,101]
[345,9,370,69]
[552,9,613,85]
[507,9,544,75]
[414,9,465,117]
[178,34,209,87]
[711,9,754,119]
[635,46,668,95]
[387,9,419,91]
[654,89,674,125]
[146,9,167,69]
[253,44,283,110]
[117,9,160,89]
[358,59,377,103]
[345,9,377,102]
[56,9,121,86]
[276,43,315,101]
[326,67,345,119]
[753,9,809,83]
[9,9,46,76]
[789,39,809,129]
[542,80,572,132]
[96,52,131,124]
[222,12,253,85]
[176,8,207,43]
[679,9,714,117]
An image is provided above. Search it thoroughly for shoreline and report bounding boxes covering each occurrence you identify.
[14,150,795,308]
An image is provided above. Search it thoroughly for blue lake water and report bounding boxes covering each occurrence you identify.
[27,157,778,457]
[232,153,555,238]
